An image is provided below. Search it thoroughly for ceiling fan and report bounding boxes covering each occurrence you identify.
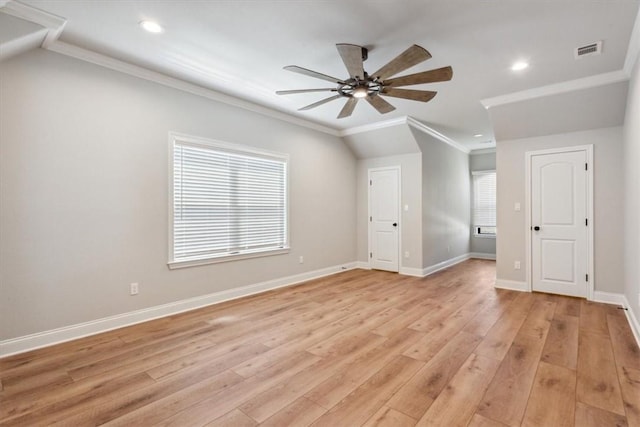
[276,44,453,119]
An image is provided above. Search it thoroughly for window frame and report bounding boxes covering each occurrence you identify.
[472,170,497,238]
[168,132,290,269]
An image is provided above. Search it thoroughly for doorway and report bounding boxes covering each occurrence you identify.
[368,166,400,272]
[525,145,593,298]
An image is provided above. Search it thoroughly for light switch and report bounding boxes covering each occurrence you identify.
[514,202,521,212]
[404,204,409,212]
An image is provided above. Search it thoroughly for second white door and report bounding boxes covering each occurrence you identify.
[369,167,400,272]
[530,149,589,298]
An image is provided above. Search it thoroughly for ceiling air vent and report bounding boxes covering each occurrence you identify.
[574,41,602,59]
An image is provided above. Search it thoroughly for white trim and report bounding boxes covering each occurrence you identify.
[495,279,529,292]
[399,267,424,277]
[405,116,470,154]
[469,252,496,260]
[524,145,594,300]
[0,0,66,48]
[624,5,640,76]
[480,70,628,109]
[45,41,340,137]
[623,297,640,349]
[593,291,626,306]
[338,115,470,154]
[356,261,371,270]
[470,148,497,155]
[0,262,357,358]
[339,116,407,136]
[367,165,402,273]
[422,253,470,277]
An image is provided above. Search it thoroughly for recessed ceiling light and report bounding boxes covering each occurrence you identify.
[511,61,529,71]
[474,133,483,138]
[140,20,163,34]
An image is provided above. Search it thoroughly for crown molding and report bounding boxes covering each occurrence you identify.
[338,116,407,137]
[405,116,470,154]
[339,115,469,154]
[624,5,640,76]
[0,0,66,48]
[481,70,629,109]
[470,147,496,155]
[47,41,341,137]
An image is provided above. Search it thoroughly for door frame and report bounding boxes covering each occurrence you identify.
[367,165,402,272]
[524,145,594,300]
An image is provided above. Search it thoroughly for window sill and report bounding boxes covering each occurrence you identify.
[473,234,496,239]
[168,247,290,269]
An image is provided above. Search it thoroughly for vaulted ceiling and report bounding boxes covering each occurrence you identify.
[2,0,639,150]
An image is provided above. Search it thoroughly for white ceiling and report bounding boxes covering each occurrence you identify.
[6,0,640,149]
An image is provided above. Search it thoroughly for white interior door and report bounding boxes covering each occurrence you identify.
[531,149,588,297]
[369,167,400,272]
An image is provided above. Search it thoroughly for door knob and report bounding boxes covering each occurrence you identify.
[392,223,398,227]
[533,226,540,231]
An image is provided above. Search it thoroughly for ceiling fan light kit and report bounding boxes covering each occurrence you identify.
[277,43,453,118]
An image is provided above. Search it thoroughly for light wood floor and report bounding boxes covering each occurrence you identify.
[1,260,639,426]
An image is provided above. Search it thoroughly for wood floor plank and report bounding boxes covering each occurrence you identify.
[310,355,423,427]
[259,397,326,427]
[387,331,482,419]
[362,406,417,427]
[540,314,579,370]
[607,313,640,371]
[521,361,576,427]
[1,260,636,427]
[576,330,626,415]
[476,331,549,426]
[618,366,640,426]
[415,352,501,427]
[574,401,628,427]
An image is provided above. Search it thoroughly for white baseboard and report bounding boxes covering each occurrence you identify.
[593,291,626,306]
[495,279,529,292]
[622,297,640,349]
[399,266,424,277]
[468,252,497,260]
[0,262,357,358]
[356,261,371,270]
[422,253,470,277]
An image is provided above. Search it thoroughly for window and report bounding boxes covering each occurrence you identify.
[472,170,496,236]
[169,133,289,268]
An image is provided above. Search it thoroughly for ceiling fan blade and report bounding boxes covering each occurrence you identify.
[276,88,337,95]
[284,65,346,84]
[365,95,396,114]
[336,43,365,79]
[337,98,358,119]
[371,44,432,81]
[381,88,437,103]
[383,66,453,87]
[298,95,342,111]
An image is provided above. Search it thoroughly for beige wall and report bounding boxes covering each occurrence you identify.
[470,152,496,255]
[0,49,357,340]
[412,130,471,268]
[623,54,640,321]
[356,154,423,271]
[496,127,624,293]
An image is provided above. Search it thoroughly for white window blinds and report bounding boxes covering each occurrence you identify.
[170,135,288,266]
[472,171,496,233]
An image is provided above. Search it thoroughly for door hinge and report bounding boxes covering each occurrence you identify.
[585,218,588,226]
[369,216,372,222]
[370,252,372,258]
[369,179,372,186]
[585,274,589,282]
[585,163,588,171]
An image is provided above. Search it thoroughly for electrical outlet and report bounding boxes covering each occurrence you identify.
[299,256,304,264]
[514,261,521,270]
[404,251,410,259]
[130,282,139,295]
